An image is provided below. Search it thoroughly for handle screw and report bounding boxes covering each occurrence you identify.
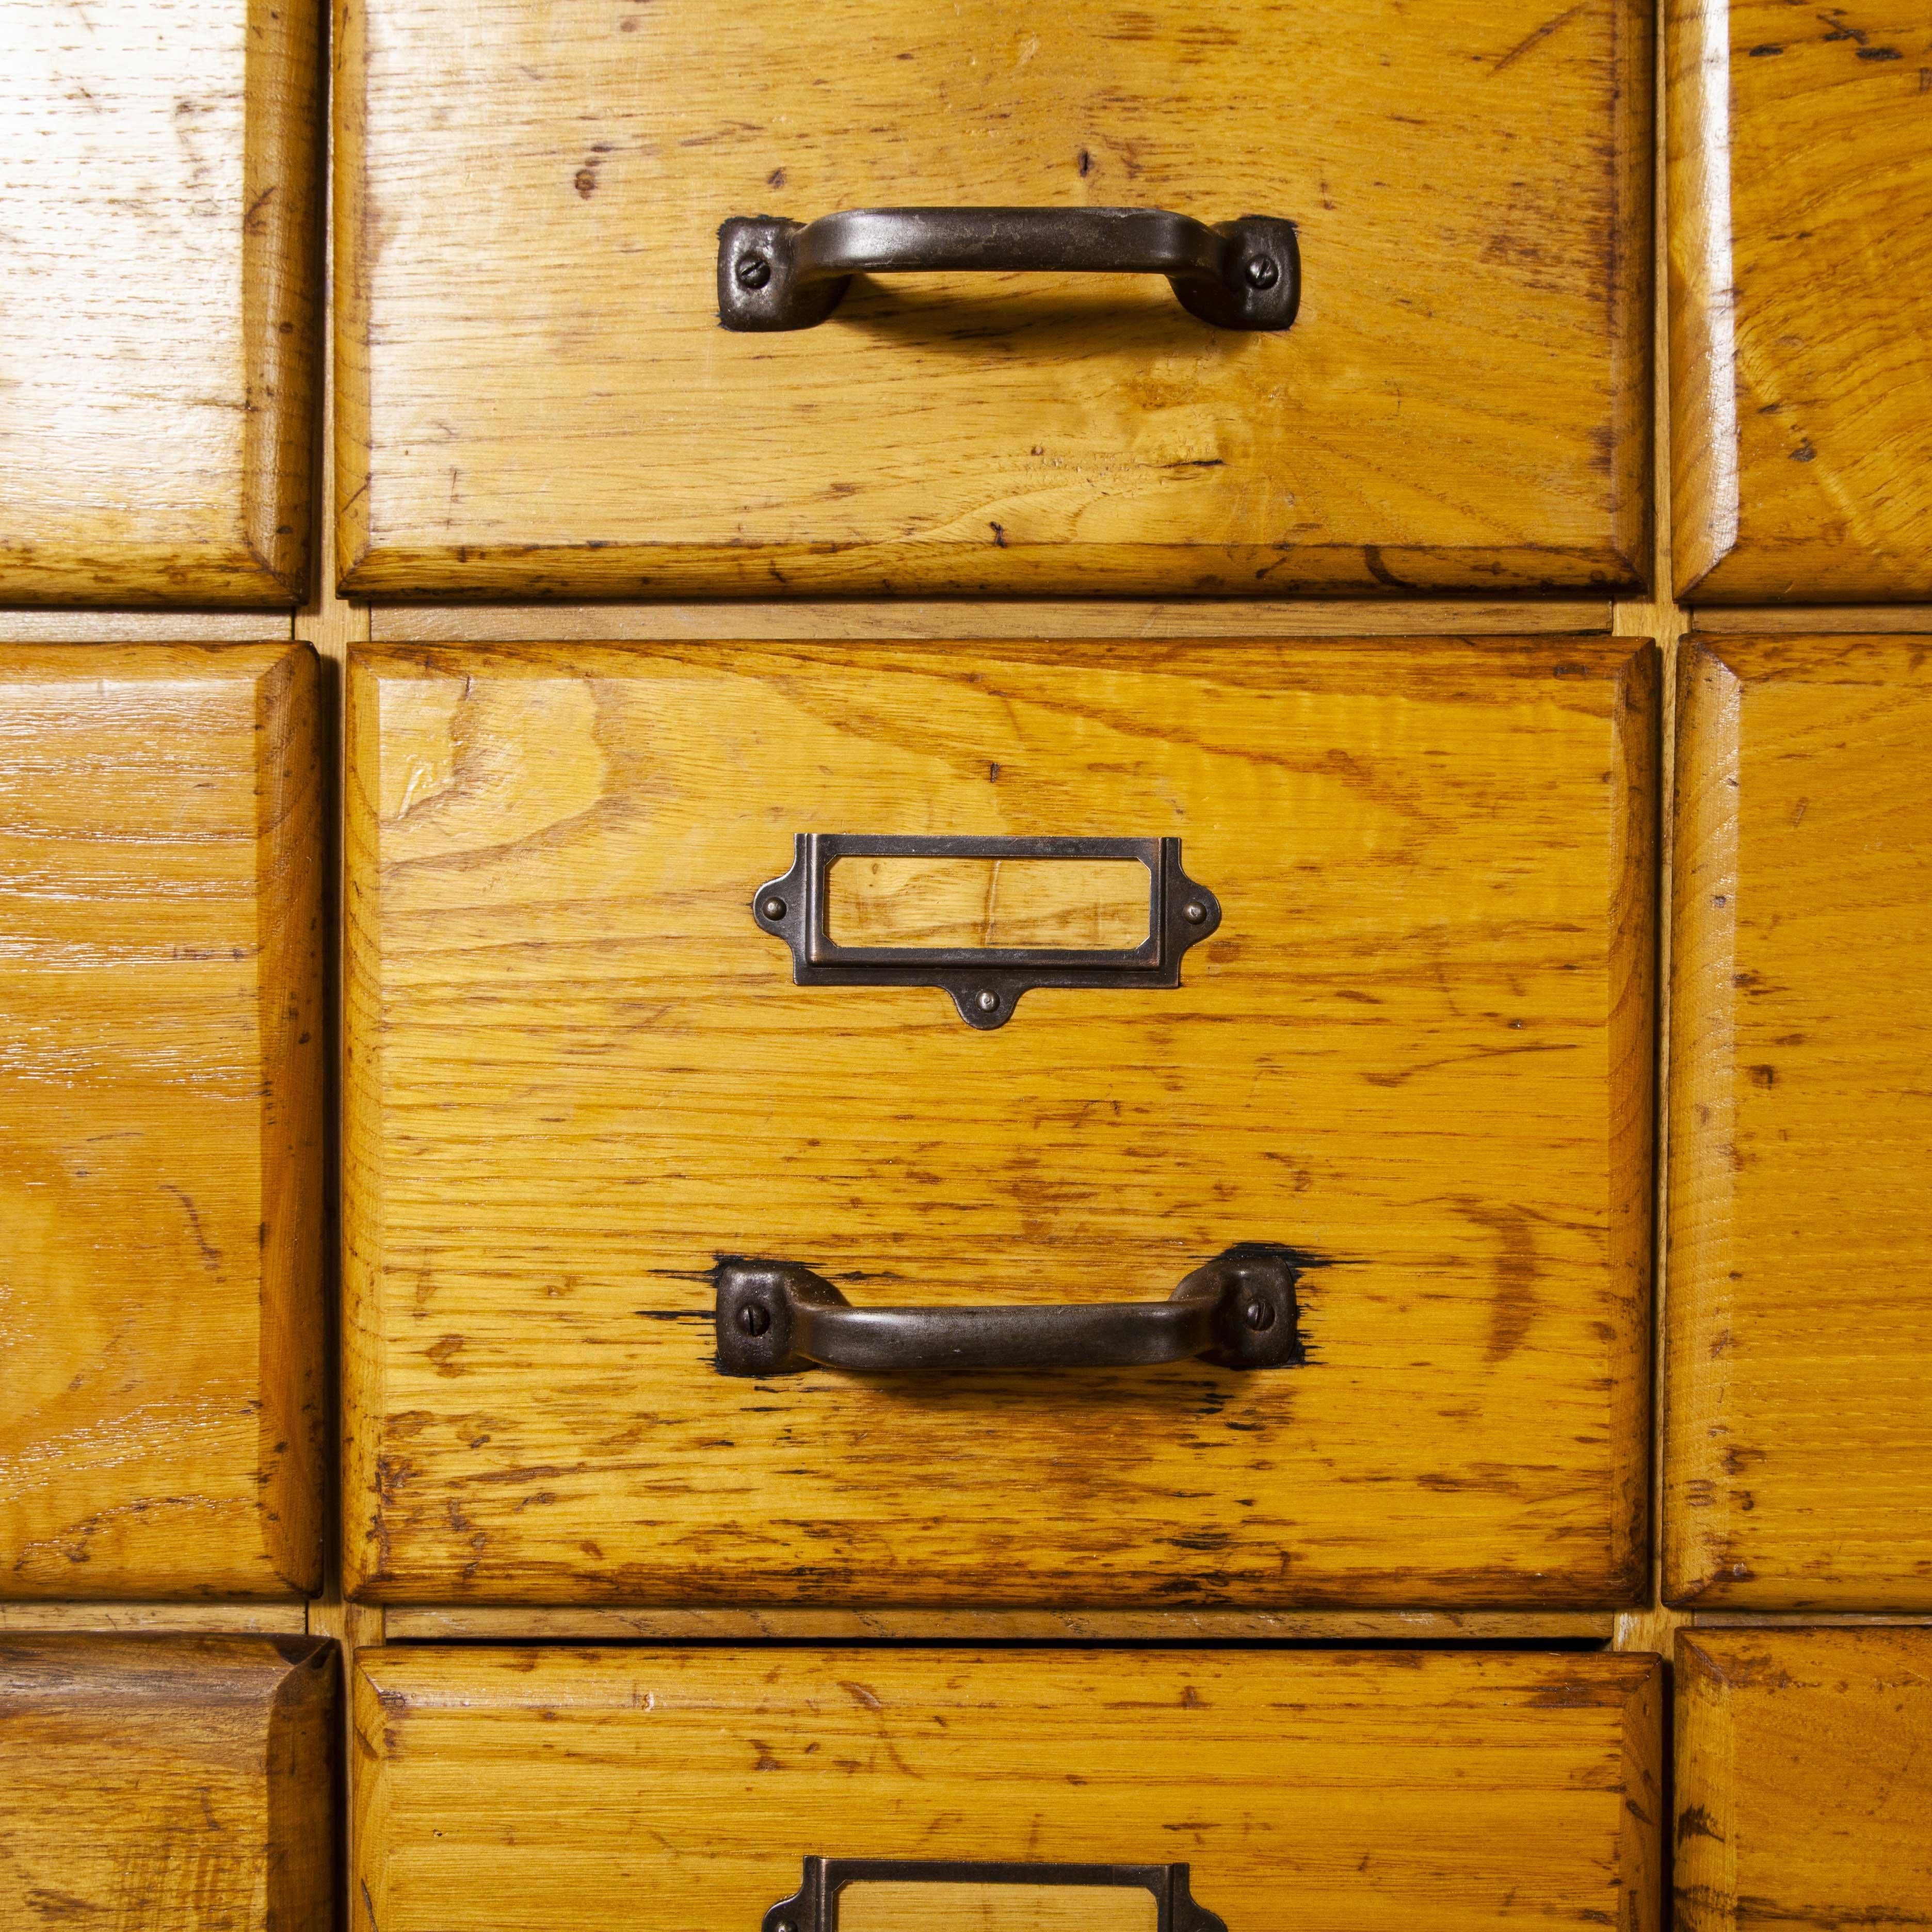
[737,253,774,290]
[737,1303,771,1337]
[760,895,787,921]
[976,990,1000,1013]
[1244,256,1280,291]
[1242,1297,1277,1332]
[1183,900,1209,924]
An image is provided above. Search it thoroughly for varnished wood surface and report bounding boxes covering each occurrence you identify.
[1668,2,1932,601]
[1676,1628,1932,1931]
[1667,636,1932,1609]
[336,0,1650,600]
[354,1647,1662,1932]
[0,1632,336,1930]
[0,644,326,1600]
[0,1602,309,1635]
[0,0,321,608]
[381,1605,1616,1643]
[345,636,1654,1608]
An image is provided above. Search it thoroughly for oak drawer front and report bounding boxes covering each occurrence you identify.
[0,0,320,608]
[1670,3,1932,602]
[1,1633,336,1929]
[1676,1629,1932,1931]
[1,645,325,1600]
[355,1647,1662,1932]
[1667,637,1932,1611]
[335,0,1650,602]
[345,636,1654,1608]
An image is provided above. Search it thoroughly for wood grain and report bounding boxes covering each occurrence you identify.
[345,636,1655,1608]
[1667,636,1932,1609]
[1668,2,1932,601]
[0,643,326,1600]
[0,1632,336,1930]
[0,0,321,608]
[0,1602,309,1635]
[1676,1628,1932,1932]
[353,1647,1663,1932]
[336,0,1650,600]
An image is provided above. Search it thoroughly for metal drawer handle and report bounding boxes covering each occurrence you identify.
[717,206,1301,331]
[763,1859,1228,1932]
[751,833,1221,1030]
[714,1245,1303,1376]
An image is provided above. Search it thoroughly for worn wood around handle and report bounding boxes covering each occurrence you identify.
[354,1647,1663,1932]
[1667,636,1932,1608]
[0,1633,337,1930]
[0,644,326,1599]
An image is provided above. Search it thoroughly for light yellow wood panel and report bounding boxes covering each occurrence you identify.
[1676,1629,1932,1931]
[345,636,1655,1607]
[841,1883,1156,1932]
[1669,2,1932,601]
[0,0,321,608]
[354,1648,1663,1932]
[336,0,1650,600]
[827,857,1151,949]
[1667,636,1932,1609]
[0,644,326,1600]
[0,1632,336,1930]
[0,1602,309,1635]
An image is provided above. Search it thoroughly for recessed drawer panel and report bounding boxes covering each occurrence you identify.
[345,636,1655,1608]
[353,1647,1663,1932]
[336,1,1651,601]
[1670,3,1932,601]
[1,1633,337,1929]
[0,0,320,607]
[1676,1629,1932,1930]
[1667,636,1932,1609]
[0,644,325,1600]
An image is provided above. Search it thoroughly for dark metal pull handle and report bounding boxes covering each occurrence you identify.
[715,1246,1302,1376]
[718,206,1300,331]
[763,1860,1228,1932]
[752,833,1221,1030]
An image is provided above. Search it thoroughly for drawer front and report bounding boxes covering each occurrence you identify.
[1676,1629,1932,1931]
[1667,637,1932,1609]
[0,0,320,608]
[1670,2,1932,602]
[345,636,1654,1607]
[355,1647,1662,1932]
[1,1633,336,1929]
[336,0,1650,601]
[0,645,325,1599]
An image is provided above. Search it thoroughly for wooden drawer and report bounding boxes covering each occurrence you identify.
[1,1633,336,1929]
[0,645,325,1600]
[0,0,320,608]
[354,1646,1663,1931]
[345,635,1655,1608]
[1669,2,1932,602]
[335,1,1650,601]
[1676,1628,1932,1930]
[1668,637,1932,1610]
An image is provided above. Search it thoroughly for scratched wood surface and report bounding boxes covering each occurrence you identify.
[345,636,1655,1607]
[0,0,320,608]
[353,1647,1663,1932]
[336,0,1651,600]
[1668,1,1932,601]
[1676,1628,1932,1931]
[0,645,326,1600]
[0,1633,336,1930]
[1667,636,1932,1609]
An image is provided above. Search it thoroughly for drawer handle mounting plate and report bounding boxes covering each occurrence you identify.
[750,833,1221,1029]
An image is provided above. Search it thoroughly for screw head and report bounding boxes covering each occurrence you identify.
[760,895,787,921]
[736,253,773,290]
[1244,255,1280,291]
[1183,900,1209,925]
[1242,1296,1277,1332]
[736,1302,771,1337]
[775,1922,796,1932]
[975,990,1000,1013]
